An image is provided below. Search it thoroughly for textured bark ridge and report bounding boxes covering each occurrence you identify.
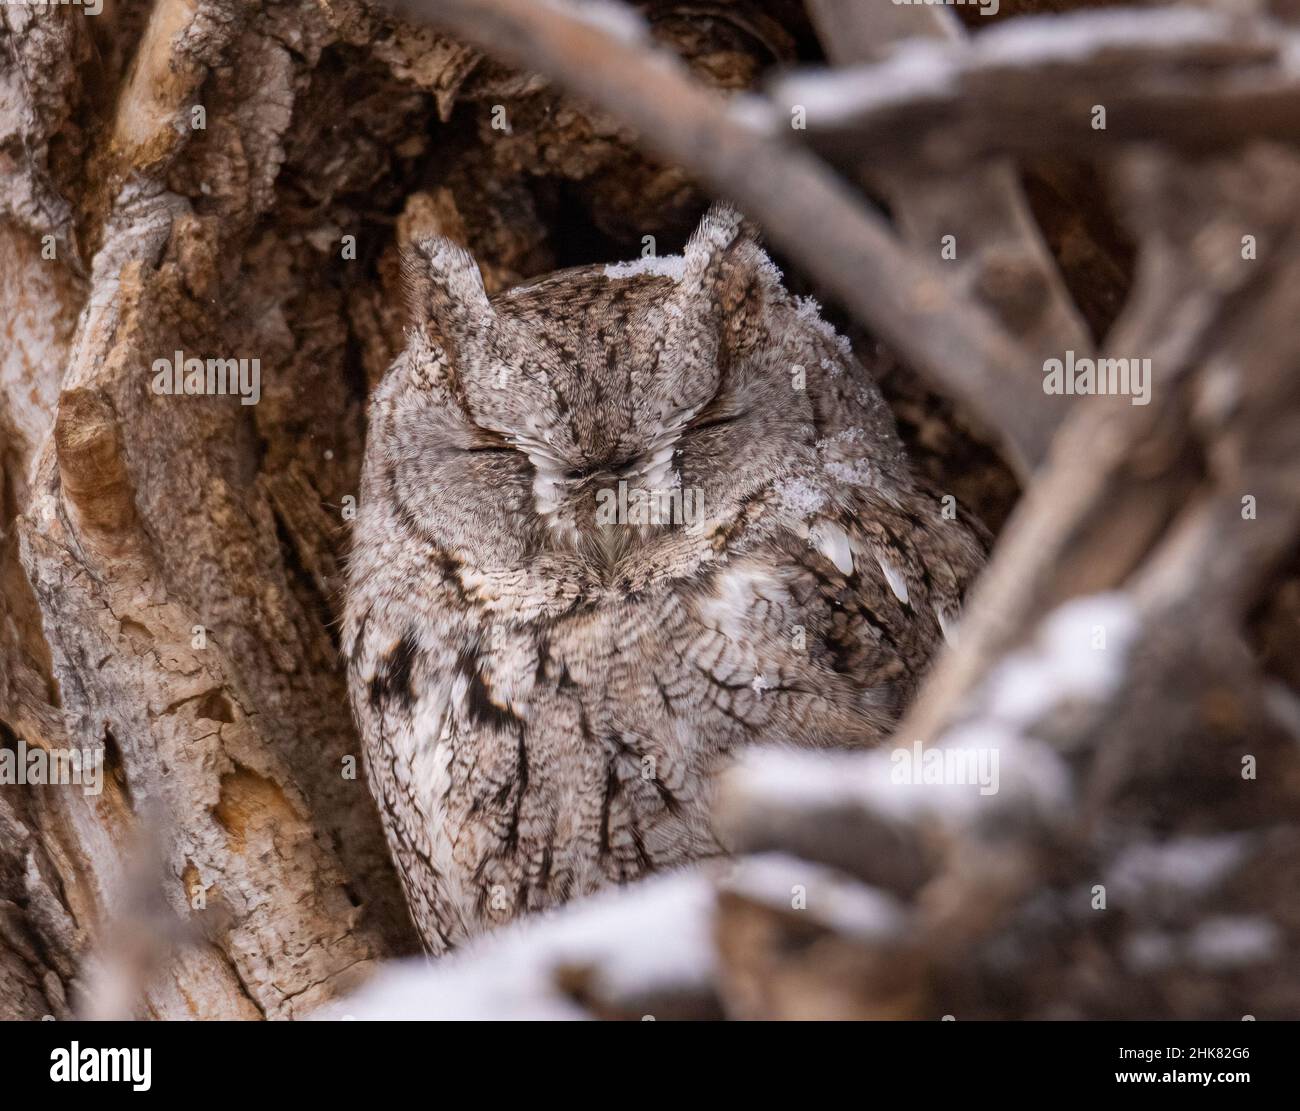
[0,0,843,1021]
[3,0,1300,1020]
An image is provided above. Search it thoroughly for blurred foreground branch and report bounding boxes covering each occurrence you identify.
[776,10,1300,169]
[387,0,1062,475]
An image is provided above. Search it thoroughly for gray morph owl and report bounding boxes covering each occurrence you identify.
[342,204,984,953]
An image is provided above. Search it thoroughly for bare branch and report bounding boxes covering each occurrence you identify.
[806,0,1092,388]
[776,9,1300,170]
[385,0,1064,474]
[900,144,1300,745]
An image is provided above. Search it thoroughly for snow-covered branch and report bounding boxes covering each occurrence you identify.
[774,10,1300,168]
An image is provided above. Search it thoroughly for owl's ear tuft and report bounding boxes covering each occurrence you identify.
[678,204,769,360]
[680,202,757,297]
[400,236,493,350]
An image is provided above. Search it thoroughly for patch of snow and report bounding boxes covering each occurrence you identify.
[727,92,781,136]
[774,475,828,518]
[793,295,854,360]
[978,9,1234,68]
[1188,916,1280,971]
[1105,834,1250,905]
[753,250,784,289]
[775,40,955,122]
[724,725,1069,831]
[982,593,1138,726]
[722,853,906,942]
[711,595,1141,881]
[603,254,687,281]
[917,722,1070,822]
[551,0,648,46]
[724,747,879,813]
[820,430,881,489]
[314,868,717,1020]
[823,458,877,486]
[773,11,1240,126]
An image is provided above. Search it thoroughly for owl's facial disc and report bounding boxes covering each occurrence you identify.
[399,203,762,569]
[451,274,722,557]
[512,416,698,558]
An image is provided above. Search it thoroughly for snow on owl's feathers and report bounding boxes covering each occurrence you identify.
[343,204,984,953]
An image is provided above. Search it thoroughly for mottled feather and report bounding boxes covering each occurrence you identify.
[343,205,985,952]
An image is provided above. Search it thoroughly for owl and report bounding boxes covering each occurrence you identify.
[342,204,984,953]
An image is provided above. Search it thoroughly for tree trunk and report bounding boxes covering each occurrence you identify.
[0,0,839,1021]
